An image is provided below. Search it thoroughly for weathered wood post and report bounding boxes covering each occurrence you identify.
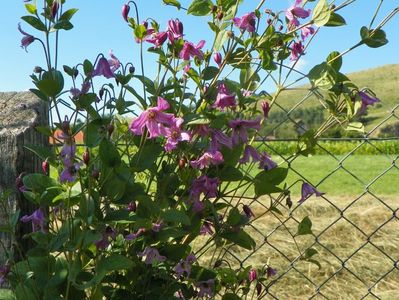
[0,91,48,263]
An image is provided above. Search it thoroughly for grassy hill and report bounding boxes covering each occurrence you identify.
[265,64,399,137]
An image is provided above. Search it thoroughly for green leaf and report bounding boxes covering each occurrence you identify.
[161,209,191,225]
[59,8,79,22]
[296,216,313,236]
[218,0,237,10]
[25,3,37,14]
[214,30,229,51]
[99,139,121,168]
[226,207,243,226]
[325,12,346,27]
[254,168,288,196]
[131,143,163,172]
[346,122,365,133]
[23,174,59,194]
[83,59,93,76]
[134,24,147,41]
[221,229,256,250]
[312,0,331,27]
[21,15,47,31]
[219,166,243,182]
[24,144,55,162]
[360,26,388,48]
[297,129,317,156]
[53,20,73,30]
[35,70,64,97]
[202,66,219,81]
[222,293,241,300]
[163,0,181,9]
[187,0,213,16]
[308,62,337,90]
[303,248,318,259]
[229,48,252,69]
[326,51,342,72]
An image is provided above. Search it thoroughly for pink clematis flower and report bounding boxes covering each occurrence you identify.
[301,25,315,41]
[190,150,224,169]
[20,208,46,233]
[180,40,205,61]
[167,19,184,42]
[164,117,190,152]
[146,31,168,48]
[239,145,261,164]
[125,228,146,241]
[92,57,115,79]
[259,152,277,170]
[213,52,222,67]
[129,97,175,138]
[210,129,233,151]
[299,182,324,203]
[138,247,166,265]
[229,118,261,145]
[175,254,196,277]
[200,220,214,235]
[18,23,35,51]
[290,40,304,61]
[358,91,380,114]
[195,279,214,298]
[248,269,257,282]
[212,83,237,110]
[233,12,257,32]
[95,227,116,250]
[190,175,219,201]
[286,0,311,26]
[108,50,121,72]
[70,81,91,99]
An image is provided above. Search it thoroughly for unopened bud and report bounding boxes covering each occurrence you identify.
[211,5,217,13]
[107,123,114,136]
[51,1,59,19]
[227,31,234,38]
[267,19,273,25]
[129,66,135,74]
[213,52,222,67]
[256,283,262,296]
[99,88,105,99]
[92,169,100,180]
[83,148,90,165]
[261,101,270,118]
[178,157,187,169]
[286,196,292,209]
[33,66,43,73]
[217,12,224,20]
[122,3,130,22]
[142,21,148,29]
[243,204,255,219]
[248,269,257,282]
[42,160,49,175]
[279,25,284,31]
[127,201,137,212]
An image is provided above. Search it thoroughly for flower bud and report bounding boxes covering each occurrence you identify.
[256,282,262,296]
[92,169,100,180]
[211,5,217,13]
[129,66,135,74]
[51,1,60,19]
[33,66,43,73]
[286,196,292,209]
[127,201,137,212]
[99,88,105,99]
[248,269,257,282]
[83,148,90,165]
[42,160,49,175]
[217,12,224,20]
[213,52,222,67]
[178,157,187,169]
[15,173,25,191]
[243,205,255,219]
[122,3,130,22]
[107,123,114,136]
[261,101,270,118]
[227,31,234,39]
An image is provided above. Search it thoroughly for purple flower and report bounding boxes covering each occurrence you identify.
[212,83,237,110]
[164,118,190,152]
[229,118,261,145]
[239,145,261,164]
[190,175,219,201]
[190,150,224,169]
[108,50,121,72]
[299,182,324,203]
[175,254,196,277]
[70,81,91,99]
[248,269,257,282]
[213,52,222,67]
[200,221,214,235]
[194,124,211,137]
[138,247,166,265]
[286,0,311,26]
[60,157,81,183]
[129,97,175,138]
[241,89,253,97]
[259,152,277,170]
[152,222,163,232]
[192,199,205,213]
[358,91,380,114]
[195,279,214,298]
[301,25,315,41]
[261,101,270,118]
[146,31,168,48]
[95,227,117,249]
[266,266,278,278]
[20,208,46,233]
[290,40,304,61]
[18,23,35,51]
[233,12,257,32]
[122,3,130,22]
[92,57,115,79]
[127,201,137,212]
[167,19,184,42]
[125,228,146,241]
[210,129,233,151]
[0,265,10,286]
[243,205,255,219]
[180,40,205,61]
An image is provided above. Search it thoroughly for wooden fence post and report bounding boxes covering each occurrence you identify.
[0,91,48,263]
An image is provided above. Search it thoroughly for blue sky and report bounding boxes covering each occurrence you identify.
[1,0,398,92]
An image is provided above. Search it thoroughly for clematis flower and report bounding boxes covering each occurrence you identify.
[138,247,166,265]
[266,266,278,278]
[233,12,257,32]
[240,145,261,164]
[146,31,168,48]
[175,254,196,277]
[152,222,162,232]
[259,152,277,170]
[167,19,184,42]
[190,175,219,201]
[70,81,91,99]
[192,199,205,213]
[95,227,116,249]
[20,208,46,233]
[134,22,155,43]
[125,228,146,241]
[18,23,35,51]
[108,50,121,72]
[180,40,205,61]
[122,3,130,22]
[248,269,257,282]
[59,157,81,183]
[190,150,224,169]
[229,118,261,145]
[212,83,237,110]
[290,40,304,61]
[195,279,214,298]
[210,129,233,151]
[358,91,380,114]
[200,220,214,235]
[164,117,190,152]
[241,89,253,97]
[194,124,211,138]
[92,57,115,79]
[286,0,311,26]
[299,182,324,203]
[301,25,315,41]
[129,97,175,138]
